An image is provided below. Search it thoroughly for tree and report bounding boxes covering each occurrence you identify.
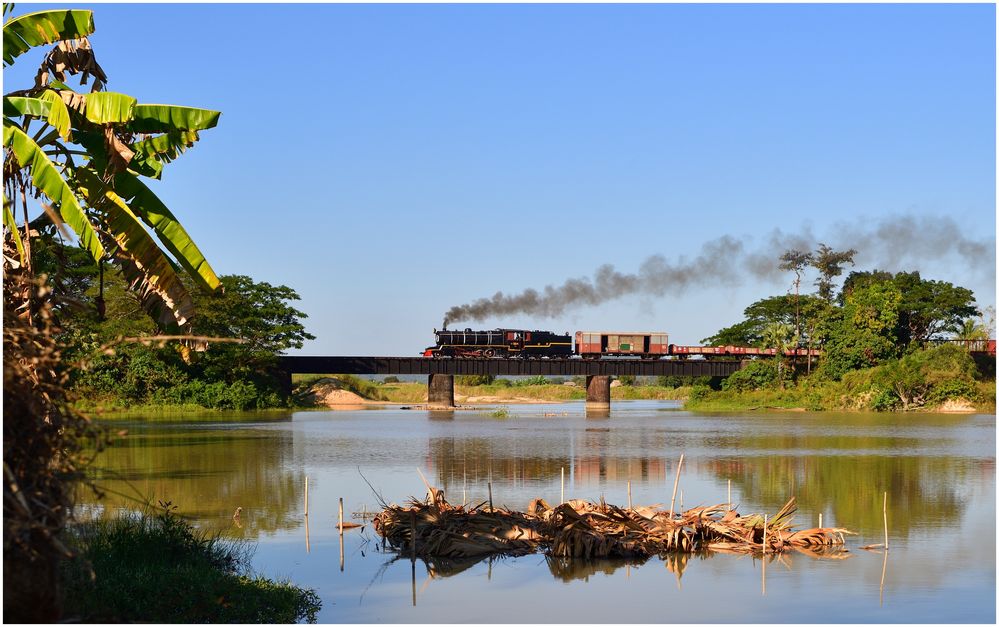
[820,281,903,379]
[3,5,222,331]
[189,275,315,389]
[811,243,857,302]
[702,294,826,349]
[3,7,223,618]
[778,249,813,339]
[760,321,793,386]
[840,270,979,346]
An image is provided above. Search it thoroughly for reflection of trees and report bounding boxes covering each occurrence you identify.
[427,435,667,495]
[77,428,303,539]
[705,453,977,537]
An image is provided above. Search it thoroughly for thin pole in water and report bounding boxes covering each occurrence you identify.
[488,482,493,511]
[883,491,889,551]
[668,453,685,519]
[338,497,344,534]
[727,479,731,506]
[561,467,565,505]
[304,476,309,518]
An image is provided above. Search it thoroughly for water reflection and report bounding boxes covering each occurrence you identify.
[76,408,994,623]
[80,426,304,539]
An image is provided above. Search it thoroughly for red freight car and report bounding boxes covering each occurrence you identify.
[575,331,670,359]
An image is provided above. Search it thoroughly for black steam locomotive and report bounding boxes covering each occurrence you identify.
[422,328,572,358]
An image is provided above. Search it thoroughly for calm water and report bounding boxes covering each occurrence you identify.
[82,402,996,623]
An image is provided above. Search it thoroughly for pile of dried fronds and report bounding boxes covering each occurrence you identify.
[373,486,853,563]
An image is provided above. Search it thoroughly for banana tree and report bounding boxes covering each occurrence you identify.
[2,4,221,330]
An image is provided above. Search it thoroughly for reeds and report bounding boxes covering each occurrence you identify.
[373,485,853,563]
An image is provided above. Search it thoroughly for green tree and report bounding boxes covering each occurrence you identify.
[778,248,813,339]
[840,270,978,346]
[3,5,222,330]
[820,281,902,379]
[811,243,857,302]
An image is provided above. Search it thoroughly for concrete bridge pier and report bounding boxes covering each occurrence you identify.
[428,373,455,409]
[585,375,611,410]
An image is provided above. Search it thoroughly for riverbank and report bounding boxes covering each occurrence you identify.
[60,505,320,622]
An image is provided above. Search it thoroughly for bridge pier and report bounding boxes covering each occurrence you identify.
[585,375,611,410]
[428,373,455,408]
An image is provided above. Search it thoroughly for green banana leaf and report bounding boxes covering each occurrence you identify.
[2,123,104,261]
[39,90,71,139]
[2,196,26,266]
[3,9,95,66]
[3,96,51,118]
[112,174,221,293]
[129,104,221,133]
[85,92,137,124]
[76,168,195,328]
[129,130,202,179]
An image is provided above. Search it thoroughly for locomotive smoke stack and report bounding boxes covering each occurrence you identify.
[441,214,994,325]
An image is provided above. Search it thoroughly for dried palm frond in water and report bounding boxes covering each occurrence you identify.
[374,487,854,563]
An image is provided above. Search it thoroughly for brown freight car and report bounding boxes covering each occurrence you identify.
[574,331,670,359]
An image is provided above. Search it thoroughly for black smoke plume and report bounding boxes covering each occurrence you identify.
[442,214,994,327]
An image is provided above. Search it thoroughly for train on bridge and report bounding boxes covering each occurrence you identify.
[423,328,823,360]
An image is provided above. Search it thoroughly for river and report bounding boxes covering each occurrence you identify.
[80,401,996,623]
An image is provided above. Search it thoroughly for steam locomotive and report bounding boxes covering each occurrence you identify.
[422,328,823,359]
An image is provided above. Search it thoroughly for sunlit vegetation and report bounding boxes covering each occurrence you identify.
[61,503,320,623]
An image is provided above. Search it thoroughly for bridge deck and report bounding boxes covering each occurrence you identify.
[279,356,742,377]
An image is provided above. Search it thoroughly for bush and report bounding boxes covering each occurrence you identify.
[61,503,321,623]
[617,375,636,386]
[688,385,712,401]
[722,360,787,392]
[456,374,495,386]
[382,376,400,384]
[514,375,548,387]
[493,378,512,388]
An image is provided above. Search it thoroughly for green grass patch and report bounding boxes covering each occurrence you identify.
[60,503,320,623]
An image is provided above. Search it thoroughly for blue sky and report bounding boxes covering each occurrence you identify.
[5,3,996,354]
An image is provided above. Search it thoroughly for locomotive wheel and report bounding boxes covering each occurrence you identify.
[483,349,495,358]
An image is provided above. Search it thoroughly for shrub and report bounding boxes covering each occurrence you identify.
[722,360,786,392]
[61,503,321,623]
[456,374,495,386]
[617,375,636,386]
[514,375,548,387]
[493,378,512,388]
[688,385,712,401]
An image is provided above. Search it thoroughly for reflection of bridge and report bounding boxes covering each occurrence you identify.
[278,356,744,408]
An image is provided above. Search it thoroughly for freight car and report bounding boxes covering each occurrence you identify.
[423,328,573,358]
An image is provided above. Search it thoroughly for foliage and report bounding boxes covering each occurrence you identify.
[65,272,313,409]
[456,374,495,386]
[811,243,856,301]
[3,275,104,622]
[841,270,978,346]
[722,359,788,392]
[60,503,321,623]
[616,375,636,386]
[3,6,222,331]
[866,344,980,411]
[702,295,825,348]
[513,375,549,387]
[819,280,902,380]
[382,375,400,384]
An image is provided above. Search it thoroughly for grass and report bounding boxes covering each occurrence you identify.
[60,503,321,623]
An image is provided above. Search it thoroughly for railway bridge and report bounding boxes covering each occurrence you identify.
[278,356,744,409]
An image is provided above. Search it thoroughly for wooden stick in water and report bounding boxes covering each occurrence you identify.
[883,491,889,551]
[562,467,568,503]
[668,453,685,519]
[819,512,822,529]
[488,482,493,511]
[727,479,731,506]
[338,497,344,534]
[304,476,309,517]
